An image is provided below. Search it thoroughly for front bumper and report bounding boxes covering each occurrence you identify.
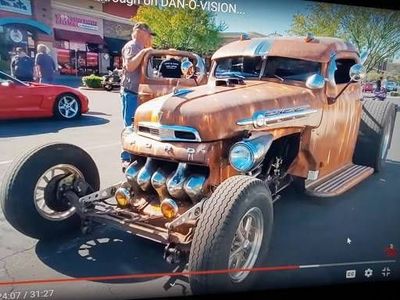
[64,184,195,246]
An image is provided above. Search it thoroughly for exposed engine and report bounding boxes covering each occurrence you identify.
[115,156,209,220]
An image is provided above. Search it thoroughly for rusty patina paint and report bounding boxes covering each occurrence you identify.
[125,37,363,186]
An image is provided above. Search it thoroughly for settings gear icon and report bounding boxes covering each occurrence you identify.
[364,268,373,278]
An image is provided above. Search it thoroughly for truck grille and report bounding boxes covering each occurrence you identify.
[137,122,201,142]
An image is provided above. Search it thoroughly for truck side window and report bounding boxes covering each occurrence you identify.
[335,59,357,84]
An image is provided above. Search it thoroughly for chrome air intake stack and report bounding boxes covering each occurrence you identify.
[151,168,174,200]
[184,175,207,203]
[167,163,190,199]
[125,159,145,193]
[137,158,158,192]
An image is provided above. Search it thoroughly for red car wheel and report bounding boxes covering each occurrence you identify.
[54,94,82,120]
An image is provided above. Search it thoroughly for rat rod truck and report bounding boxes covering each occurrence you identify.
[1,36,396,293]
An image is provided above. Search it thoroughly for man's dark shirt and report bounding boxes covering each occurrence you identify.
[11,55,34,81]
[159,58,182,78]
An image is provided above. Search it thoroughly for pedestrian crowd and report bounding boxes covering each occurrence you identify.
[10,44,56,84]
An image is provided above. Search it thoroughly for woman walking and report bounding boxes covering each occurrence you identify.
[35,44,56,84]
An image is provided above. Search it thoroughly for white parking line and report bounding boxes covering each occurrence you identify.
[0,143,121,166]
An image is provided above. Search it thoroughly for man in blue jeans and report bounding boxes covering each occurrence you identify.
[120,22,155,172]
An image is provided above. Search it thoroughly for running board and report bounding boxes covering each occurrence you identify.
[305,164,374,197]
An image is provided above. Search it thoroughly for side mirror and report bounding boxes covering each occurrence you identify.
[306,74,325,89]
[349,64,366,82]
[181,60,195,79]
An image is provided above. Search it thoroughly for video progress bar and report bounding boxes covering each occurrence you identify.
[299,259,397,269]
[0,260,396,287]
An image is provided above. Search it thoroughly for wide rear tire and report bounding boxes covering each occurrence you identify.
[353,99,396,172]
[188,176,273,295]
[0,143,100,239]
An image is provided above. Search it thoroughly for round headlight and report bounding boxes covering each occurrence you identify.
[229,143,255,172]
[115,187,131,208]
[161,198,179,219]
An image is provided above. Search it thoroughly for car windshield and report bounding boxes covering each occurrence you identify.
[0,71,28,86]
[214,56,322,82]
[263,56,321,82]
[215,56,263,79]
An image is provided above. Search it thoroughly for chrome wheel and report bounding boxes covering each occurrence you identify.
[34,164,84,221]
[228,207,264,283]
[58,95,79,119]
[380,116,393,160]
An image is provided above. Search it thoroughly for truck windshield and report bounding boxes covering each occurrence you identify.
[215,56,263,78]
[214,56,321,82]
[263,56,321,82]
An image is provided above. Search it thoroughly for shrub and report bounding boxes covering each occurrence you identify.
[82,74,103,88]
[390,92,399,97]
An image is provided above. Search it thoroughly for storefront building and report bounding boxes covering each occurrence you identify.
[52,8,104,75]
[0,0,140,75]
[0,0,53,72]
[51,0,139,75]
[103,19,132,70]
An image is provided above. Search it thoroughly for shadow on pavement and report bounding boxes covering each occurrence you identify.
[35,225,175,284]
[0,115,109,138]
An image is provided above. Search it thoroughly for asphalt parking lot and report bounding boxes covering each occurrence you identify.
[0,91,399,299]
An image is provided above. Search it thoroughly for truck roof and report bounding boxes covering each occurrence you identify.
[212,36,359,62]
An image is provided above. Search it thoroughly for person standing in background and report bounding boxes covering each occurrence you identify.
[120,22,155,171]
[35,44,56,84]
[10,47,34,82]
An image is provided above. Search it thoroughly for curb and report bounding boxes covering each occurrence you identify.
[78,87,105,91]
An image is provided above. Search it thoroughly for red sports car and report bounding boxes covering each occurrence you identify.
[0,71,89,120]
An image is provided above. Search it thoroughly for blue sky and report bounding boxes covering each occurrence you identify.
[215,0,311,35]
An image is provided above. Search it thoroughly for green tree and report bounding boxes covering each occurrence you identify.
[134,6,227,56]
[289,3,400,73]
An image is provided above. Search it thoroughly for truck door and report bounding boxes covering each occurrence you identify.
[138,50,207,105]
[307,55,363,178]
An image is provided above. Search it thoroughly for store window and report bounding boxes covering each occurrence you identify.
[55,41,100,76]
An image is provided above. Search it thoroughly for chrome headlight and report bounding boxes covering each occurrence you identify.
[229,144,254,172]
[229,133,274,173]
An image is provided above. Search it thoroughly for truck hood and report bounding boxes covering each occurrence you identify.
[134,81,320,141]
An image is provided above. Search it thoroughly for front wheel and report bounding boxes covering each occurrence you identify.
[188,176,273,294]
[54,94,82,120]
[0,143,100,239]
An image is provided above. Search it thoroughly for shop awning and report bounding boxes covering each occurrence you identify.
[104,37,129,54]
[0,17,52,35]
[54,29,104,44]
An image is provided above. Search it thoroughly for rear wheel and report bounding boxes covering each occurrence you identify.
[353,99,396,172]
[0,143,100,239]
[188,176,273,294]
